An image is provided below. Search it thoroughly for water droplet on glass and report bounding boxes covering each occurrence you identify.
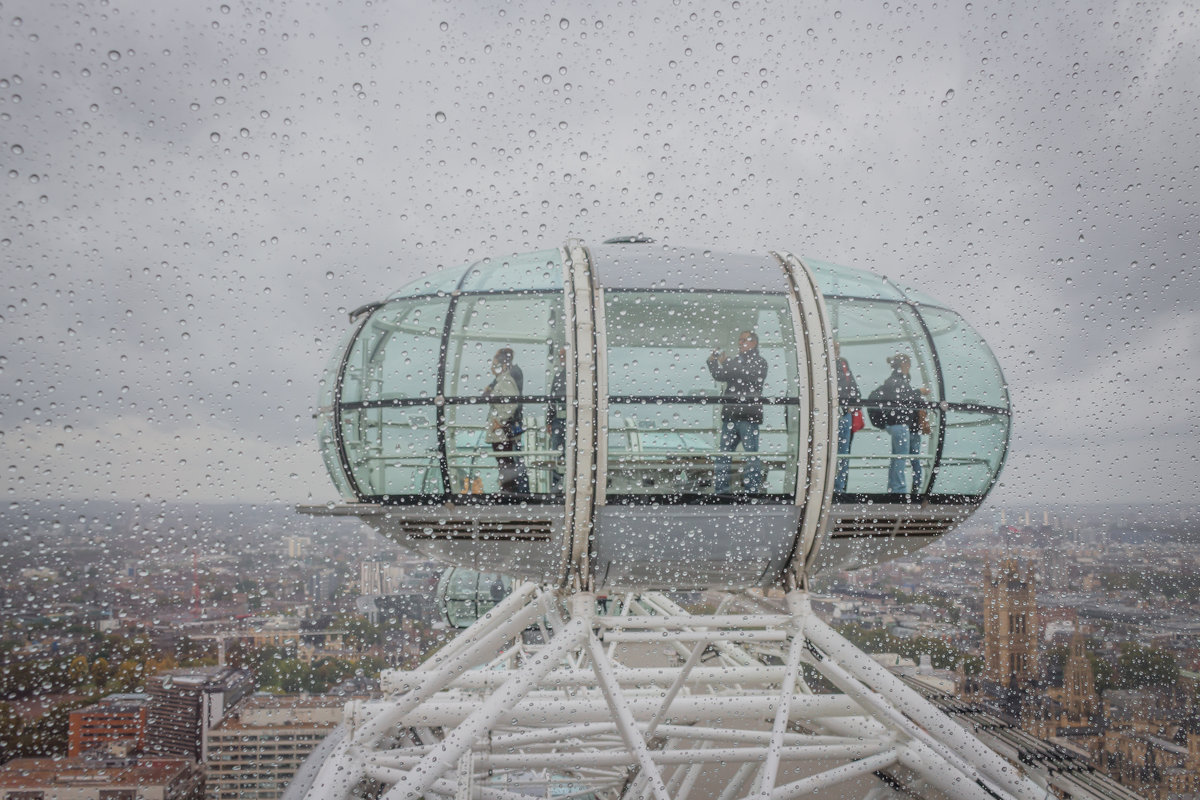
[210,132,220,142]
[559,18,570,29]
[945,89,955,100]
[239,128,249,138]
[579,151,588,161]
[541,74,551,84]
[434,111,446,122]
[11,144,23,154]
[107,50,121,61]
[439,21,449,31]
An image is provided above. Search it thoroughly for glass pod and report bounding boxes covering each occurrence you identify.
[309,241,1010,587]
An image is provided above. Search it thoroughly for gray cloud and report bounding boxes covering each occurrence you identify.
[2,0,1197,505]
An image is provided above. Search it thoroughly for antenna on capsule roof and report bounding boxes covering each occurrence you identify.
[602,234,655,244]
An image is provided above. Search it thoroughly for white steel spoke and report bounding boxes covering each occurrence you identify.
[288,587,1053,800]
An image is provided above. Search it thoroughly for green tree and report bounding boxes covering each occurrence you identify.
[1117,643,1178,689]
[113,659,143,692]
[0,701,24,756]
[68,655,90,688]
[90,656,112,688]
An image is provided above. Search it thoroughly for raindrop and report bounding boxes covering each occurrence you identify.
[434,111,446,122]
[439,21,449,31]
[579,151,589,161]
[210,132,220,142]
[239,128,249,138]
[189,102,200,111]
[944,88,955,100]
[107,50,121,61]
[11,144,23,155]
[559,18,570,29]
[220,4,230,13]
[325,271,335,279]
[361,37,371,47]
[541,74,552,84]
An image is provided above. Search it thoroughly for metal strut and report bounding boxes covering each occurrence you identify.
[288,588,1050,800]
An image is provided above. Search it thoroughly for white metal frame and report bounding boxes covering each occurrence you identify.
[290,587,1050,800]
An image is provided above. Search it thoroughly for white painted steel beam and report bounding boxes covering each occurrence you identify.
[289,588,1056,800]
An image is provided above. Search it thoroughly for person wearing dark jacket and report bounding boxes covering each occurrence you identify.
[707,330,768,494]
[483,347,529,494]
[880,353,930,494]
[834,341,861,493]
[546,347,567,492]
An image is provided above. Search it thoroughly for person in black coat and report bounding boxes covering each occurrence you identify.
[880,353,930,494]
[546,347,567,492]
[707,330,768,494]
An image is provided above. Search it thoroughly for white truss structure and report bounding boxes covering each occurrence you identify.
[289,584,1050,800]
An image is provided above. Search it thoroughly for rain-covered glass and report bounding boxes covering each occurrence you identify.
[603,291,799,498]
[920,307,1009,409]
[931,411,1010,495]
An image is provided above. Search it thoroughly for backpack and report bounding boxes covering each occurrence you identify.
[866,385,893,429]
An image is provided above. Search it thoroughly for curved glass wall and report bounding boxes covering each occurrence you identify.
[817,257,1010,502]
[318,246,1009,507]
[436,568,514,628]
[320,249,568,502]
[603,290,800,501]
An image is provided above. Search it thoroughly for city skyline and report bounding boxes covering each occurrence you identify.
[2,1,1198,508]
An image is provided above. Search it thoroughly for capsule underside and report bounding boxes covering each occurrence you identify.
[308,242,1010,589]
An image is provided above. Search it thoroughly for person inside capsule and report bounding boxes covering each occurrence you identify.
[834,341,861,493]
[483,347,528,494]
[879,352,931,495]
[546,346,567,492]
[707,330,768,494]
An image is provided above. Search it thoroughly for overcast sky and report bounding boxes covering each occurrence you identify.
[2,0,1197,509]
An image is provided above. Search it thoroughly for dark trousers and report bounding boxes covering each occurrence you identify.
[492,438,529,494]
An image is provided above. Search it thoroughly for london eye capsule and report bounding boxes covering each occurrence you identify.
[306,240,1010,589]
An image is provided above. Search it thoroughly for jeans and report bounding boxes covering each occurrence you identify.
[835,411,853,493]
[886,425,922,494]
[715,419,762,494]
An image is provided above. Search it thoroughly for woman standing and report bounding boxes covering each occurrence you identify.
[834,341,860,493]
[483,347,529,494]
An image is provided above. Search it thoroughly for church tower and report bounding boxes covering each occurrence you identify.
[983,556,1039,690]
[1061,626,1098,724]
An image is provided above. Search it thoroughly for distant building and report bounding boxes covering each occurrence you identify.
[282,535,311,560]
[145,667,253,761]
[0,756,202,800]
[1059,628,1099,725]
[982,556,1039,691]
[204,694,346,800]
[359,561,405,596]
[67,693,150,757]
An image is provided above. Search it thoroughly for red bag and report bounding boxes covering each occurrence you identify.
[851,408,865,433]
